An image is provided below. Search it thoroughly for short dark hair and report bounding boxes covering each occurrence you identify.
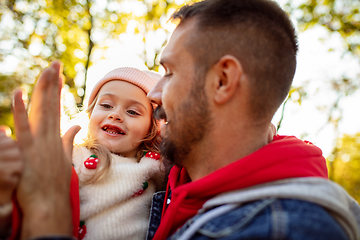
[171,0,298,120]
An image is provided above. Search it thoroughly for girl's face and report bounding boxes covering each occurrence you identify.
[89,81,153,157]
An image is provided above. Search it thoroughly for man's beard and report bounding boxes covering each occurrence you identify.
[154,77,211,166]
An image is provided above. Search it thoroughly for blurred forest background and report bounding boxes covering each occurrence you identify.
[0,0,359,201]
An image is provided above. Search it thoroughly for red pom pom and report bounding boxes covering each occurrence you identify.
[145,151,160,160]
[78,224,87,240]
[133,189,145,197]
[84,155,99,169]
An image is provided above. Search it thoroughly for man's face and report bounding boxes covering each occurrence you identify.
[148,19,211,166]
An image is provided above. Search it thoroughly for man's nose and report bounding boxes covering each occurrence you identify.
[147,77,165,106]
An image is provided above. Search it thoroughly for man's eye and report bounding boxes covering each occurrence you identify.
[127,110,140,115]
[100,104,112,109]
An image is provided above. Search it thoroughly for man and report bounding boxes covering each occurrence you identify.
[144,0,360,239]
[7,0,360,239]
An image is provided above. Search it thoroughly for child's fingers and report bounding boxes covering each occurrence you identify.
[0,125,11,137]
[0,147,22,161]
[0,157,22,204]
[0,128,6,138]
[0,133,18,151]
[1,99,24,205]
[0,130,22,180]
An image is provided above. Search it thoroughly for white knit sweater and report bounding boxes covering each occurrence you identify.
[72,146,165,240]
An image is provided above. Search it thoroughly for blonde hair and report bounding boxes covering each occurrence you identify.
[79,93,161,185]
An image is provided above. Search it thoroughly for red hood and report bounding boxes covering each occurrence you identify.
[153,135,328,239]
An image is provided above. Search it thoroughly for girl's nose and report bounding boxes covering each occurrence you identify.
[108,112,123,122]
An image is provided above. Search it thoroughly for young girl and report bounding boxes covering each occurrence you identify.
[72,67,165,240]
[3,67,164,240]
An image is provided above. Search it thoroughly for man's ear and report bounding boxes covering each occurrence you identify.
[212,55,243,104]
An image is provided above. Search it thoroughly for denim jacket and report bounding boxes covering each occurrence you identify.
[147,191,167,240]
[169,198,349,240]
[147,178,360,240]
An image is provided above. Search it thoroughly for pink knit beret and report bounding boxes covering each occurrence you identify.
[88,67,161,107]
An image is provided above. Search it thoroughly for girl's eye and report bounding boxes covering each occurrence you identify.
[100,104,112,109]
[127,110,140,116]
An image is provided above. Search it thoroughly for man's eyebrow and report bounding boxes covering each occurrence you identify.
[99,93,148,111]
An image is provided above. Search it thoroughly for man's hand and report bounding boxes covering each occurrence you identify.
[12,61,80,238]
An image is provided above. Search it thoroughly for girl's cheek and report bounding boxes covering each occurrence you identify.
[88,120,97,137]
[136,120,152,139]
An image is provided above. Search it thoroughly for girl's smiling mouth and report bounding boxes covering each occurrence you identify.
[102,125,125,135]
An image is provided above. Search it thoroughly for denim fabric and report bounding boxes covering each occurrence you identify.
[169,199,349,240]
[147,191,166,240]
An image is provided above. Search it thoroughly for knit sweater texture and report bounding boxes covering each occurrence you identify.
[72,146,165,240]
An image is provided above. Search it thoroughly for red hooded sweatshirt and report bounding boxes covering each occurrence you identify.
[9,167,80,239]
[153,135,328,240]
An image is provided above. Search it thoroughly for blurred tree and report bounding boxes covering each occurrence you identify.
[295,0,360,107]
[276,86,308,131]
[275,1,360,161]
[279,0,360,129]
[0,0,183,130]
[294,0,360,56]
[1,0,359,148]
[0,73,22,134]
[327,133,360,202]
